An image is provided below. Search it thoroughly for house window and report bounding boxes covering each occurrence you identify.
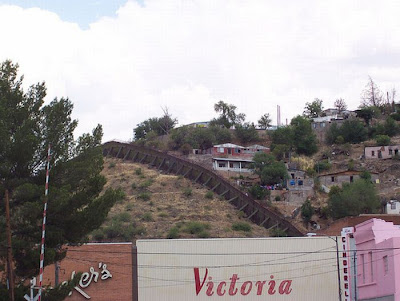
[371,151,375,156]
[321,122,326,128]
[389,149,393,155]
[218,163,226,168]
[378,151,382,158]
[396,149,399,155]
[331,176,335,182]
[383,255,388,275]
[350,176,354,183]
[234,148,241,154]
[228,148,232,154]
[313,123,317,129]
[217,147,224,153]
[369,252,374,282]
[229,163,234,168]
[361,254,365,283]
[391,202,396,210]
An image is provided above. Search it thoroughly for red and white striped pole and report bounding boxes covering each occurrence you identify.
[38,144,51,301]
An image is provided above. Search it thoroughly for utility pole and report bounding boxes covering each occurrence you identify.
[5,189,15,301]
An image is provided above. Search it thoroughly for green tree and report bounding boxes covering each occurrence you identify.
[301,199,313,224]
[303,98,323,118]
[375,135,391,146]
[340,119,368,143]
[235,122,259,144]
[258,113,272,129]
[328,180,380,219]
[133,108,177,140]
[211,100,245,128]
[356,107,377,126]
[269,126,294,160]
[252,153,288,186]
[0,61,124,288]
[291,116,318,156]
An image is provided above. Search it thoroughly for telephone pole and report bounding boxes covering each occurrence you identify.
[5,189,15,301]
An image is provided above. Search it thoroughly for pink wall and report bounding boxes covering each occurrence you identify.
[354,218,400,300]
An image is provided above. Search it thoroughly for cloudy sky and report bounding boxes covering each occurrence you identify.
[0,0,399,142]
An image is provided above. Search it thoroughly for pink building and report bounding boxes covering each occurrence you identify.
[354,218,400,301]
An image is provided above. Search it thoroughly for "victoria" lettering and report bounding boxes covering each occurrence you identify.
[194,268,292,297]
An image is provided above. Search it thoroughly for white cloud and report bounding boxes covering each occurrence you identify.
[1,0,400,141]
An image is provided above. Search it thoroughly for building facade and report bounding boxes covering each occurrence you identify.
[354,219,400,301]
[365,145,400,159]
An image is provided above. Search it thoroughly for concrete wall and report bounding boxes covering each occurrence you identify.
[365,145,400,159]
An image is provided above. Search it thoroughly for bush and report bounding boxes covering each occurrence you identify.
[167,226,180,239]
[375,135,391,146]
[184,221,210,234]
[314,160,331,173]
[232,222,252,232]
[301,199,313,224]
[92,229,105,241]
[205,191,214,199]
[248,185,269,200]
[197,230,211,238]
[108,162,116,168]
[135,168,142,175]
[183,187,192,197]
[142,212,153,222]
[131,183,137,190]
[137,192,151,201]
[274,196,281,202]
[270,228,288,237]
[139,179,153,190]
[112,212,131,223]
[180,143,192,155]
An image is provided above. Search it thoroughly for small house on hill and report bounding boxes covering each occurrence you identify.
[365,145,400,159]
[318,170,379,192]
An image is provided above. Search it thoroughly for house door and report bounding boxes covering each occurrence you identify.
[378,151,382,158]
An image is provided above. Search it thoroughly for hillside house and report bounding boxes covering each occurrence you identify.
[385,200,400,214]
[311,116,346,143]
[212,143,269,173]
[212,143,269,159]
[365,145,400,159]
[318,170,379,192]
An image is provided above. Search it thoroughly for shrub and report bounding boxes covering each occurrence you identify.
[167,226,180,239]
[137,192,151,201]
[180,143,192,155]
[184,221,210,234]
[237,211,246,218]
[113,212,131,223]
[205,191,214,199]
[232,222,252,232]
[270,228,288,237]
[314,160,331,173]
[248,185,269,200]
[158,212,168,218]
[135,168,142,175]
[142,212,153,222]
[92,229,105,241]
[131,183,137,190]
[375,135,391,146]
[301,199,313,224]
[197,230,211,238]
[125,203,134,211]
[139,179,153,190]
[274,196,281,202]
[183,187,192,197]
[108,162,116,168]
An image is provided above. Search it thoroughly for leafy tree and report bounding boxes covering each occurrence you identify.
[235,122,259,144]
[301,199,313,224]
[210,100,245,128]
[361,76,383,108]
[269,126,294,160]
[248,185,269,200]
[383,117,398,137]
[340,119,368,143]
[290,116,318,155]
[133,108,177,140]
[356,107,378,126]
[252,153,288,186]
[258,113,272,129]
[328,179,380,219]
[334,98,347,114]
[0,61,124,288]
[375,135,391,146]
[303,98,323,118]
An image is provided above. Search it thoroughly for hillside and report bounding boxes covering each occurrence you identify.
[89,157,273,241]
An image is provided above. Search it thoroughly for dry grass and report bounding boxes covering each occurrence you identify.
[91,158,272,242]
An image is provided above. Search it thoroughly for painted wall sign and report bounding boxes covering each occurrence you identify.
[64,262,112,299]
[137,238,345,301]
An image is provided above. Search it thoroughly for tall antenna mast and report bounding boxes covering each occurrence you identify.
[38,144,51,301]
